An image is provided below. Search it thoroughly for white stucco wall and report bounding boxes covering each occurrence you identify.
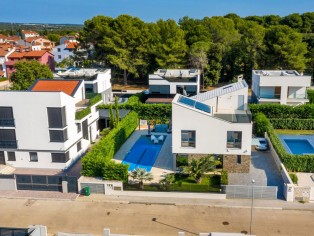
[0,91,91,169]
[172,103,252,155]
[53,44,74,63]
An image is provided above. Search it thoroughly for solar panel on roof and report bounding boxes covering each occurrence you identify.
[178,96,196,107]
[195,102,211,113]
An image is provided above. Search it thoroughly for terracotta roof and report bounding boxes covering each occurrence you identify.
[8,51,26,58]
[0,71,4,76]
[30,79,82,96]
[66,42,78,49]
[22,30,39,35]
[24,50,48,57]
[145,97,173,104]
[6,36,20,42]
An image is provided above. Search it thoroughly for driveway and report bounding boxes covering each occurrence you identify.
[228,150,284,199]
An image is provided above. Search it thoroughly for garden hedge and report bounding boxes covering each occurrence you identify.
[255,113,314,172]
[81,111,138,179]
[270,118,314,130]
[307,89,314,104]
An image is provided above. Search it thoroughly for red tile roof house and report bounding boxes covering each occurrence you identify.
[0,44,15,77]
[5,50,54,78]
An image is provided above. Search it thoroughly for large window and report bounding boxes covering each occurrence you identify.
[0,129,17,148]
[49,129,68,142]
[47,107,67,128]
[181,130,196,147]
[0,107,14,127]
[51,152,69,163]
[227,131,242,149]
[77,141,82,152]
[29,152,38,162]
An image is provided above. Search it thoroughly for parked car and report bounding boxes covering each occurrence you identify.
[256,138,268,151]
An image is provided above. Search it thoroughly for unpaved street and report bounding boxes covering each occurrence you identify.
[0,198,313,236]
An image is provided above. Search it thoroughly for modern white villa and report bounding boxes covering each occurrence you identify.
[252,70,311,105]
[172,79,252,173]
[0,70,112,169]
[148,69,200,96]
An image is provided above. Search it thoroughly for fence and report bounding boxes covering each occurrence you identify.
[222,185,278,199]
[124,183,221,193]
[0,174,78,193]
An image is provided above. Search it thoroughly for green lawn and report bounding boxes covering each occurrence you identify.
[275,129,314,135]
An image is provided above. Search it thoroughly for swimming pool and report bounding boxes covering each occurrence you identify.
[278,135,314,155]
[122,135,166,172]
[153,124,168,133]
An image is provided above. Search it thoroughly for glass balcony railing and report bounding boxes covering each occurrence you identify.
[0,119,15,127]
[259,94,281,99]
[288,94,308,99]
[0,140,17,149]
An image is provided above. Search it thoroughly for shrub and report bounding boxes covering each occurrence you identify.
[307,89,314,104]
[255,113,271,136]
[176,156,189,167]
[89,93,102,106]
[270,118,314,130]
[289,173,298,184]
[75,107,91,120]
[220,170,228,185]
[81,111,138,177]
[103,161,129,182]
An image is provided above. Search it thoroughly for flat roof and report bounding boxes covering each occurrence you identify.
[253,70,300,76]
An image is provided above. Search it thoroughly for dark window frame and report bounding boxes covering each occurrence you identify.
[7,152,16,161]
[29,152,38,162]
[47,107,67,128]
[77,141,82,152]
[51,152,69,163]
[181,130,196,148]
[49,129,68,142]
[227,131,242,149]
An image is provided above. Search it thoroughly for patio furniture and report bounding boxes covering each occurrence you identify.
[150,135,156,142]
[158,135,164,142]
[153,137,159,144]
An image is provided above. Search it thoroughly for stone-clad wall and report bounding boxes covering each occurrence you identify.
[223,155,250,173]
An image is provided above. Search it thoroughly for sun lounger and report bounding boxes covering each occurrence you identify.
[153,137,159,144]
[158,135,164,142]
[150,135,156,142]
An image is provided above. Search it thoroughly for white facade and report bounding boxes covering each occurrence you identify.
[53,44,74,63]
[252,70,311,105]
[149,69,200,96]
[0,76,111,169]
[56,68,113,103]
[172,80,252,156]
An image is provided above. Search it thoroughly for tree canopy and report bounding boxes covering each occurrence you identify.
[11,61,53,90]
[77,12,314,86]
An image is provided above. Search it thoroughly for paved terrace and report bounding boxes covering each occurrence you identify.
[113,128,174,182]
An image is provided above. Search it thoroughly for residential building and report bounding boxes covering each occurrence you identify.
[0,72,111,169]
[53,42,77,63]
[59,35,78,45]
[172,79,252,173]
[21,30,39,39]
[148,69,200,96]
[252,70,311,105]
[24,37,54,51]
[5,50,54,78]
[0,44,15,77]
[56,68,112,103]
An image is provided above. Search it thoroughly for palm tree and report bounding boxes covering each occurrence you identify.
[130,168,153,189]
[159,173,175,190]
[184,155,220,183]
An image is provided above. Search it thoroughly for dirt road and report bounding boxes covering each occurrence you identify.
[1,198,313,236]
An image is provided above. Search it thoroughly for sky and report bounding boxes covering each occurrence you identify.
[1,0,314,24]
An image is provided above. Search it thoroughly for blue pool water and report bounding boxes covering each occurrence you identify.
[278,135,314,155]
[122,135,166,172]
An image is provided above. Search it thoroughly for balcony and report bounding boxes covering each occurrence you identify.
[0,119,15,127]
[0,140,17,149]
[214,112,252,123]
[259,94,281,99]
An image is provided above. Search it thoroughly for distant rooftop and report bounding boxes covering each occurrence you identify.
[153,69,200,78]
[253,70,301,77]
[30,79,82,96]
[56,68,110,81]
[191,80,248,102]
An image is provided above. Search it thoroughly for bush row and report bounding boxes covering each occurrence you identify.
[98,94,172,121]
[249,103,314,119]
[255,113,314,172]
[81,111,138,180]
[270,118,314,130]
[307,90,314,104]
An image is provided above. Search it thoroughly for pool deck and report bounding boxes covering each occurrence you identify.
[113,128,174,182]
